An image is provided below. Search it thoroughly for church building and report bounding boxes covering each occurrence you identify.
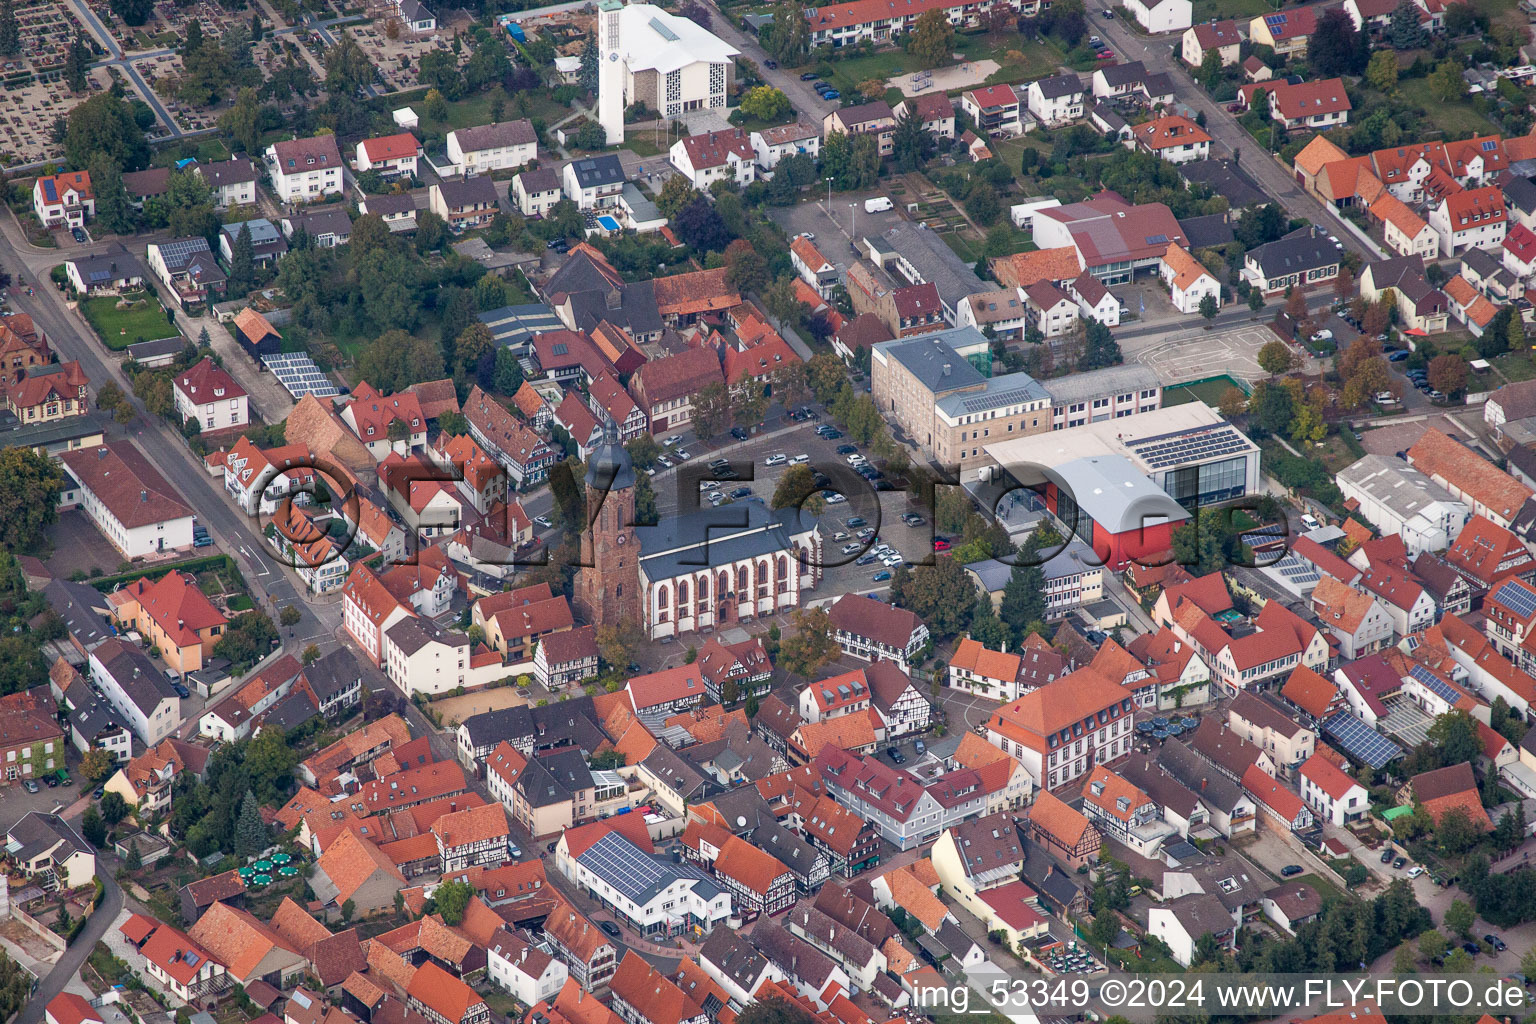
[573,430,820,638]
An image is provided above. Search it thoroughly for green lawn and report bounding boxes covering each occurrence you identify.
[1192,0,1274,22]
[81,292,181,350]
[1397,77,1499,138]
[819,33,1067,96]
[422,85,573,135]
[1164,375,1249,406]
[1494,351,1536,382]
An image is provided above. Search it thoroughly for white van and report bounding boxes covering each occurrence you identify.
[765,454,787,466]
[788,454,810,465]
[864,196,894,213]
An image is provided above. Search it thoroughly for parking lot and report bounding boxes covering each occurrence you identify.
[768,191,908,265]
[648,421,942,600]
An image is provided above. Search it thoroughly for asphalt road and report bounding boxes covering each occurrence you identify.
[13,873,122,1024]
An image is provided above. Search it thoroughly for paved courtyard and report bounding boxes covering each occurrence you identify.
[1133,323,1274,385]
[888,59,998,94]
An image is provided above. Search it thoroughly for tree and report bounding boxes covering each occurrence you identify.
[724,238,768,294]
[81,748,116,783]
[907,7,956,68]
[81,807,105,848]
[578,38,598,92]
[1198,293,1219,322]
[573,121,606,150]
[779,607,841,677]
[66,32,90,92]
[675,196,730,253]
[595,619,644,669]
[1366,50,1398,93]
[357,330,445,394]
[891,555,978,638]
[965,182,1000,226]
[1079,320,1122,371]
[1251,379,1296,436]
[549,459,586,532]
[656,175,698,221]
[64,93,149,172]
[99,790,128,826]
[736,998,820,1024]
[227,222,256,296]
[325,34,376,95]
[0,446,63,552]
[692,382,732,440]
[740,86,791,122]
[425,87,449,121]
[434,878,475,925]
[303,644,321,665]
[770,464,826,516]
[1428,59,1464,102]
[1417,929,1449,962]
[1428,354,1468,396]
[454,322,495,380]
[111,0,154,26]
[1248,289,1264,312]
[234,789,268,857]
[0,0,17,57]
[1389,1,1429,48]
[765,0,810,65]
[892,110,931,173]
[1257,340,1296,376]
[1235,204,1284,249]
[1444,898,1476,938]
[1311,7,1367,76]
[1218,386,1248,419]
[1427,709,1481,767]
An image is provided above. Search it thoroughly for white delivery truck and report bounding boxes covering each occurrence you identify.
[864,196,894,213]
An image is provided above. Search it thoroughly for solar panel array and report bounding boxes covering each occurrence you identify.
[1270,552,1320,586]
[1130,425,1253,470]
[1490,579,1536,618]
[960,386,1041,414]
[1407,664,1461,707]
[580,831,712,903]
[1323,711,1403,769]
[263,353,339,398]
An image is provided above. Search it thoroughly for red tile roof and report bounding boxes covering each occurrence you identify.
[408,961,484,1024]
[361,133,422,163]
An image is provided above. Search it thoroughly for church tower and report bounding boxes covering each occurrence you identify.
[597,0,626,146]
[574,423,640,629]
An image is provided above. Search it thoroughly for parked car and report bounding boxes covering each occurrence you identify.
[847,517,867,527]
[788,454,809,465]
[886,746,905,764]
[873,570,892,582]
[673,448,691,460]
[1393,856,1407,869]
[1388,350,1410,361]
[656,456,673,468]
[1485,933,1506,951]
[823,490,847,504]
[172,682,190,699]
[71,227,87,243]
[1280,864,1303,877]
[856,553,878,566]
[730,487,752,499]
[764,59,778,68]
[194,534,214,547]
[914,739,926,755]
[44,775,56,788]
[800,71,819,80]
[821,429,843,439]
[1380,847,1395,864]
[22,780,37,794]
[902,513,926,526]
[93,786,104,799]
[933,538,952,551]
[858,528,877,541]
[600,921,622,938]
[836,444,858,455]
[534,515,553,528]
[823,89,840,99]
[1462,941,1480,956]
[662,435,683,446]
[1095,49,1115,59]
[842,543,862,555]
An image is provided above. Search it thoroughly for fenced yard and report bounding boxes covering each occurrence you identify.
[80,291,181,351]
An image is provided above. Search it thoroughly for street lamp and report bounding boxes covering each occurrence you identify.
[825,176,833,210]
[849,202,856,238]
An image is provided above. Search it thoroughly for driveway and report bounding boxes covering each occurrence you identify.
[14,874,122,1024]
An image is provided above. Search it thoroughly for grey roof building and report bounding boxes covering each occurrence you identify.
[565,154,625,191]
[871,222,986,318]
[1040,363,1161,407]
[478,302,565,354]
[517,747,594,808]
[43,579,113,657]
[1179,213,1236,249]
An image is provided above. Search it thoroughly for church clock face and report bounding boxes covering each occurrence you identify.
[617,533,628,545]
[609,52,619,61]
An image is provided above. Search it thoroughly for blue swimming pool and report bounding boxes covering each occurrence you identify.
[597,215,621,231]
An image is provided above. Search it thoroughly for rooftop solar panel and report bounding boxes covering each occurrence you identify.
[1323,711,1403,769]
[1407,664,1461,706]
[1490,579,1536,618]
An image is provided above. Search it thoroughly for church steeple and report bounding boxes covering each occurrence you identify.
[574,413,640,629]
